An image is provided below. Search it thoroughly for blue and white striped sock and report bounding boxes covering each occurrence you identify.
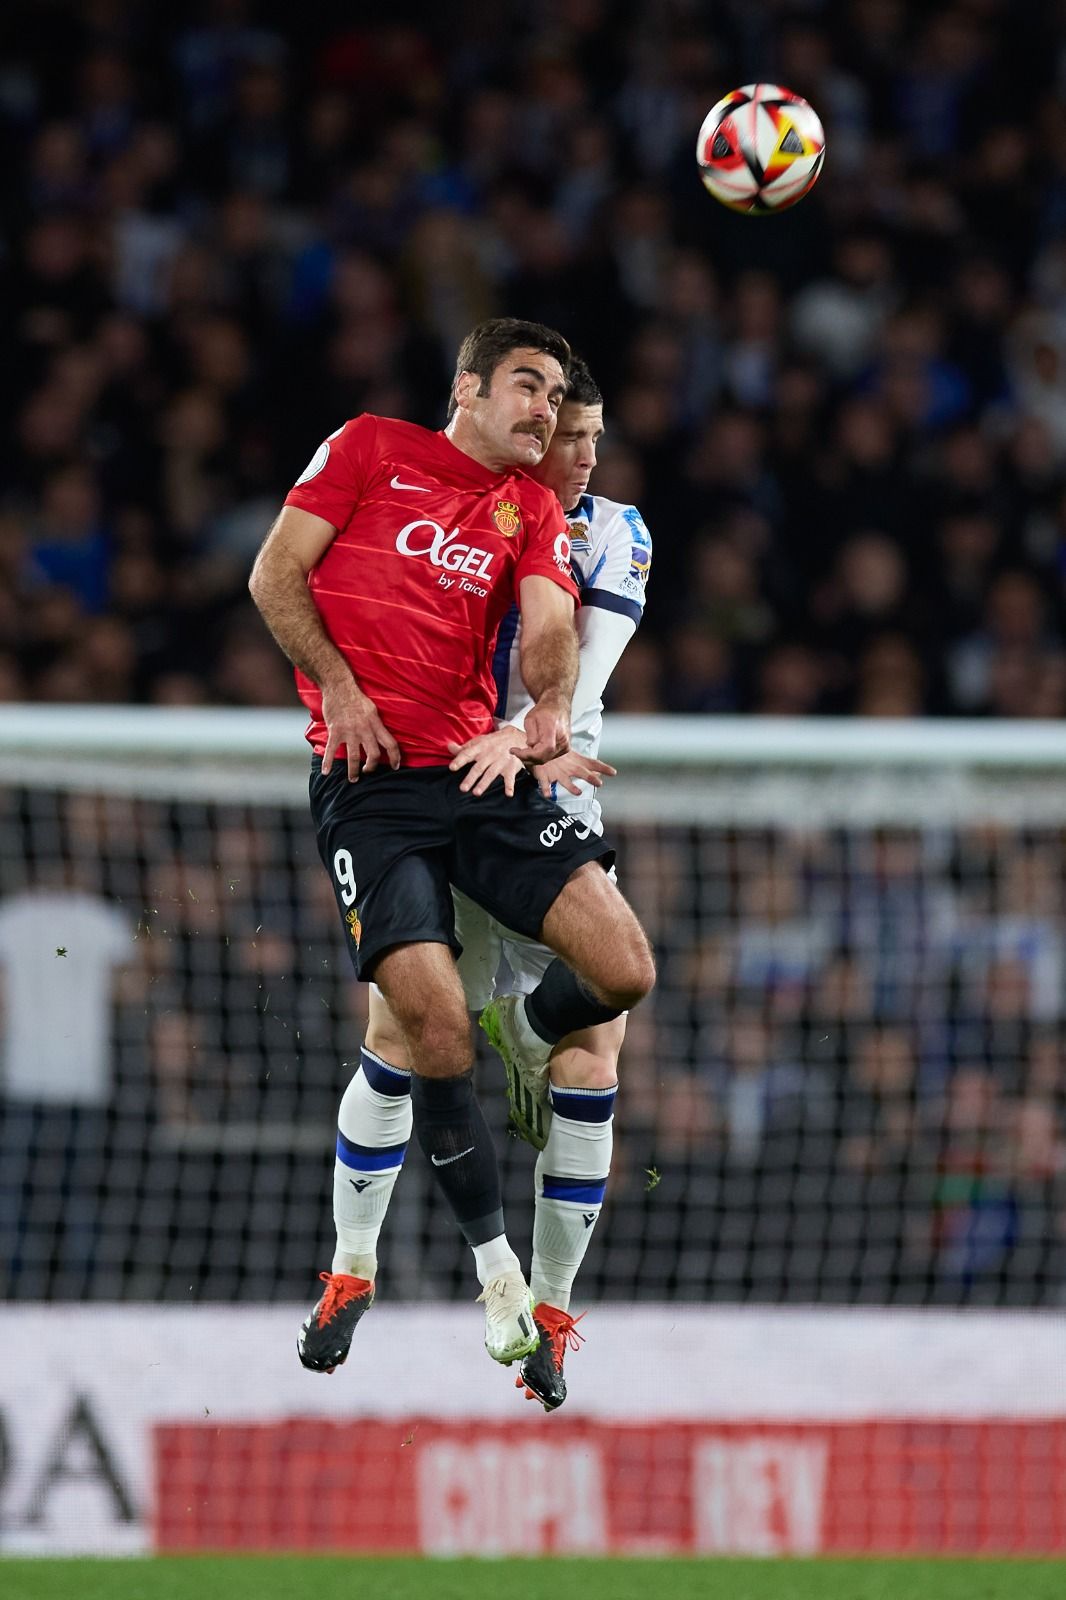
[531,1082,616,1313]
[332,1047,412,1278]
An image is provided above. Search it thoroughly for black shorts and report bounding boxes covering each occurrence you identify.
[309,759,615,980]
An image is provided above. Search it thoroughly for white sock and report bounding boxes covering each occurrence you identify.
[472,1233,523,1286]
[332,1047,411,1279]
[531,1083,616,1312]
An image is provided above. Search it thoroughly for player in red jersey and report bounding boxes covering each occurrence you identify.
[249,319,655,1375]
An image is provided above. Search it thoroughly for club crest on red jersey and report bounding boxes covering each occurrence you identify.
[493,500,521,537]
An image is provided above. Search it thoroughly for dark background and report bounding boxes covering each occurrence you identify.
[2,0,1066,718]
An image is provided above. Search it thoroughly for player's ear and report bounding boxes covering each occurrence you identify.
[453,370,479,413]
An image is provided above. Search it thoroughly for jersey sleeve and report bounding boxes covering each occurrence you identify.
[570,606,638,738]
[581,503,651,627]
[507,604,637,734]
[283,415,377,531]
[514,494,580,604]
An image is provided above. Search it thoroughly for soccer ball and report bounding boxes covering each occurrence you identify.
[697,84,826,214]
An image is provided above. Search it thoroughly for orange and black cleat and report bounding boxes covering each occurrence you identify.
[515,1303,585,1411]
[298,1271,375,1373]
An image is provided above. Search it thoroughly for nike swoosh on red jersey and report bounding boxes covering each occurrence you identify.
[390,474,430,491]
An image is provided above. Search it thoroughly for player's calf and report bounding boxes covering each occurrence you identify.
[549,1019,626,1091]
[485,956,642,1093]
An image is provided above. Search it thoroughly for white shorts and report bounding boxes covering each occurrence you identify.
[451,888,555,1012]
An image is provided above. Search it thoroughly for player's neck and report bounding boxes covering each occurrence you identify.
[443,414,517,475]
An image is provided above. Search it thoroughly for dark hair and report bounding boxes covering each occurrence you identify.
[447,317,571,420]
[563,354,602,408]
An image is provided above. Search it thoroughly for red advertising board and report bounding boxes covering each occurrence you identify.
[155,1417,1066,1556]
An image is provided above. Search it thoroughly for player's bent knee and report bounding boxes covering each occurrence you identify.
[405,1012,473,1078]
[372,942,471,1073]
[596,938,656,1012]
[627,945,657,1004]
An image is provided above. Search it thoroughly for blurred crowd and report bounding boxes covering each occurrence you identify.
[3,0,1066,715]
[621,819,1066,1302]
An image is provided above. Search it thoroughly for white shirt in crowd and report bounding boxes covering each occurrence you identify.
[0,891,131,1105]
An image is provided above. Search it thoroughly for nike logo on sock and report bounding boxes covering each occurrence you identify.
[431,1147,475,1167]
[391,474,430,491]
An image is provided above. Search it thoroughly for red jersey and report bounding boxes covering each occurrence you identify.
[283,415,578,765]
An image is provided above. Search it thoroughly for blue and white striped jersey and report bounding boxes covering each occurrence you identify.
[491,493,652,833]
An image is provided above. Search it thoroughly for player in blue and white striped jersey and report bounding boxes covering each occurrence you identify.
[453,358,652,1409]
[320,360,652,1410]
[490,490,649,841]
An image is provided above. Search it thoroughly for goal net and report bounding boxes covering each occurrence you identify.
[1,706,1064,1311]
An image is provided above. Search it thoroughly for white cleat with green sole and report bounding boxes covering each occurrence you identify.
[479,994,552,1150]
[477,1270,540,1364]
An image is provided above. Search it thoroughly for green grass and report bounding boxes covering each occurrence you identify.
[3,1557,1066,1600]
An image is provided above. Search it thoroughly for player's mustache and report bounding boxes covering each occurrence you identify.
[513,423,547,444]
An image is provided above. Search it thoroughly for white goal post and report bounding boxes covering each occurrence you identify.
[2,705,1065,815]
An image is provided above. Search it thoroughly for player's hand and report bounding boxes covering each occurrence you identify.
[321,677,401,782]
[511,695,570,765]
[529,750,617,799]
[448,727,525,797]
